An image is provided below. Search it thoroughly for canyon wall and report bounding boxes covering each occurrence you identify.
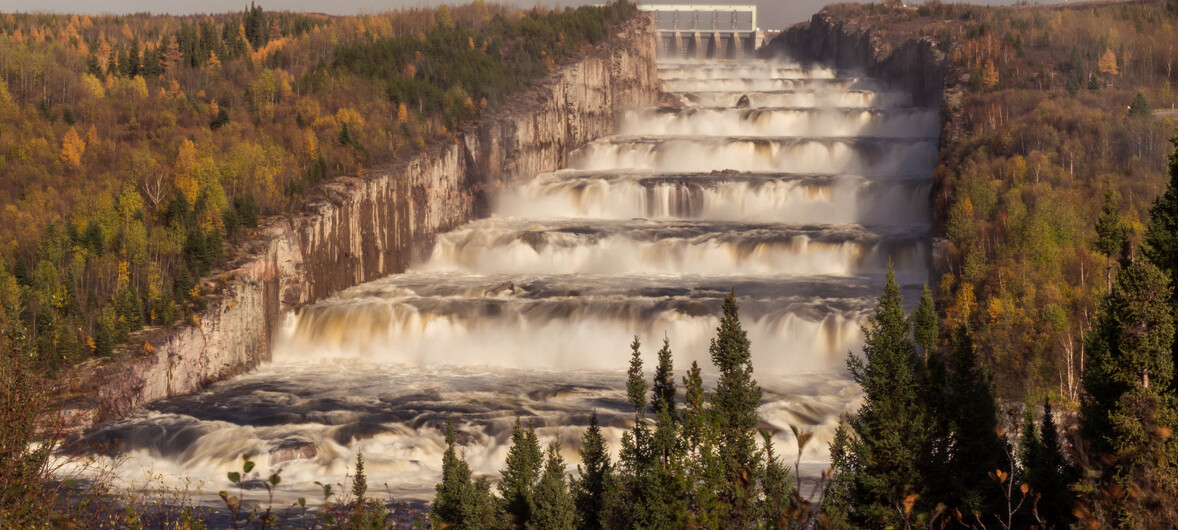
[70,16,658,428]
[758,11,947,108]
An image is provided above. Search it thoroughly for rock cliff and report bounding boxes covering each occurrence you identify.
[69,16,658,429]
[758,11,947,107]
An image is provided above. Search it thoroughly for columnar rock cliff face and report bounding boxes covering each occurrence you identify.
[759,11,947,107]
[75,16,658,427]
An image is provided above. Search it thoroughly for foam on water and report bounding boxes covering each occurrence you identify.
[64,58,936,507]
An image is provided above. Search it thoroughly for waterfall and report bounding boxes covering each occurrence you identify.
[67,58,936,505]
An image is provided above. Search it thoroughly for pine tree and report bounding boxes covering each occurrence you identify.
[760,431,793,525]
[432,422,499,528]
[626,335,647,417]
[650,336,676,417]
[826,267,928,527]
[498,418,543,527]
[532,443,575,530]
[93,318,113,357]
[680,360,724,528]
[1128,92,1152,118]
[1023,400,1078,528]
[1144,136,1178,393]
[1082,258,1178,527]
[945,326,1005,523]
[352,451,367,501]
[1095,188,1125,291]
[708,290,763,526]
[913,283,938,357]
[572,411,612,530]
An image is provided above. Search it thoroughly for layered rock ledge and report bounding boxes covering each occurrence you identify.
[63,15,659,432]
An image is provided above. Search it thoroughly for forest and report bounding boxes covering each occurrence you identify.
[0,1,635,373]
[4,0,1178,527]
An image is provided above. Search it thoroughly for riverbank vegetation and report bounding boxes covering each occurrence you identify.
[0,0,636,378]
[844,0,1178,402]
[0,1,640,525]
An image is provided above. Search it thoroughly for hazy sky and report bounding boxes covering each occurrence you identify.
[0,0,1063,31]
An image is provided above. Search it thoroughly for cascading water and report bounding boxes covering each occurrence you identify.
[67,58,936,506]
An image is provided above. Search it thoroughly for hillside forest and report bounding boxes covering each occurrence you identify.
[0,0,637,377]
[5,0,1178,528]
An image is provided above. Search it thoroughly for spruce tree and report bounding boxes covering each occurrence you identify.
[760,431,793,524]
[626,336,647,417]
[945,326,1005,523]
[826,267,928,527]
[650,336,676,417]
[913,283,938,357]
[498,418,543,527]
[1144,136,1178,393]
[680,360,724,528]
[1023,400,1078,528]
[708,290,763,526]
[1094,188,1125,291]
[572,411,612,530]
[432,422,498,529]
[352,451,367,501]
[1081,258,1178,527]
[532,443,575,530]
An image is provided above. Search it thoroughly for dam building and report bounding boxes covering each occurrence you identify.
[641,4,764,59]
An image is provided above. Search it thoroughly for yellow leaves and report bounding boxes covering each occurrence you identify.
[403,63,417,78]
[987,297,1004,328]
[335,107,365,129]
[142,341,155,355]
[396,102,408,123]
[302,129,319,161]
[0,78,12,110]
[59,128,86,169]
[981,59,999,90]
[946,282,977,331]
[116,261,130,292]
[1098,48,1119,76]
[81,73,106,99]
[174,139,200,200]
[902,494,919,516]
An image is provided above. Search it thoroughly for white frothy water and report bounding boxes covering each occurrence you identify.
[64,59,936,508]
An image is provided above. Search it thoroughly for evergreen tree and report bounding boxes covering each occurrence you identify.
[498,418,543,527]
[680,360,724,528]
[825,268,928,527]
[93,318,113,356]
[945,326,1005,523]
[431,422,499,529]
[1144,136,1178,393]
[572,411,612,530]
[1128,91,1152,118]
[650,335,675,418]
[1081,258,1178,527]
[760,431,794,525]
[352,451,367,501]
[913,283,938,357]
[1095,188,1125,291]
[626,335,647,417]
[115,283,142,335]
[533,443,575,530]
[708,290,763,526]
[1022,400,1078,528]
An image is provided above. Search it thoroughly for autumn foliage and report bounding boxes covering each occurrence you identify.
[0,2,637,378]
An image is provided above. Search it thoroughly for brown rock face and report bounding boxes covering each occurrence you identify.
[75,15,659,432]
[758,12,947,107]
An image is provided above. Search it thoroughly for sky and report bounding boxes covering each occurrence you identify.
[0,0,1065,31]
